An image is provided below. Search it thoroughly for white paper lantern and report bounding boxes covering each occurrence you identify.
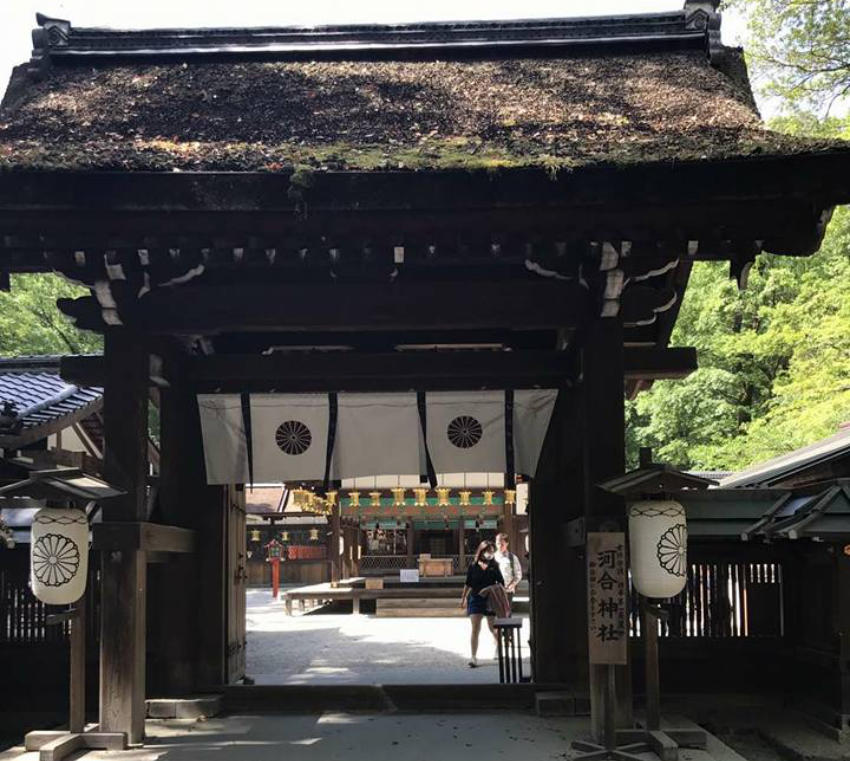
[628,500,687,599]
[30,508,89,605]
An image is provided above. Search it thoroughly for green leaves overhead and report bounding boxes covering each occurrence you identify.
[0,274,102,357]
[731,0,850,115]
[628,202,850,471]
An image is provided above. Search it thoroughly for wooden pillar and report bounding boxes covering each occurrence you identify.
[530,388,584,685]
[331,504,341,586]
[458,519,466,569]
[583,318,632,737]
[836,549,850,718]
[407,520,415,566]
[100,332,148,745]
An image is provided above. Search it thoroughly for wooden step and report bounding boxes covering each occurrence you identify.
[379,598,462,608]
[376,608,466,617]
[376,597,465,617]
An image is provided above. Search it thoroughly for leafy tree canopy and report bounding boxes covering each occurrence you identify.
[628,186,850,472]
[728,0,850,115]
[0,274,102,356]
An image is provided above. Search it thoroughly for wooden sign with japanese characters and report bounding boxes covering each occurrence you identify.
[587,532,628,665]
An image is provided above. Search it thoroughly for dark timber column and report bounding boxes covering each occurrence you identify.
[836,549,850,721]
[530,388,585,684]
[407,521,415,567]
[583,318,631,737]
[331,503,341,586]
[100,332,148,745]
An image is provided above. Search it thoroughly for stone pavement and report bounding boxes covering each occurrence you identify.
[0,713,752,761]
[246,588,532,684]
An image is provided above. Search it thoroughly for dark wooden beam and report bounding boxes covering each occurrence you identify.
[61,280,590,334]
[622,346,696,380]
[92,522,196,553]
[61,347,696,392]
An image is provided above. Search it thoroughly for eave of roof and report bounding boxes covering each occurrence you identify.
[720,427,850,488]
[0,355,103,447]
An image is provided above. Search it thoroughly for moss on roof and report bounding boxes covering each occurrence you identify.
[0,50,844,172]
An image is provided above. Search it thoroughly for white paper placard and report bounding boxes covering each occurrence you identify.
[400,569,420,583]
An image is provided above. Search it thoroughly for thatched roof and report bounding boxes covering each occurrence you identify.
[3,5,849,174]
[1,49,842,173]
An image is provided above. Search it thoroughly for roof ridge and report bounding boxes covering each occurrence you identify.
[28,4,720,67]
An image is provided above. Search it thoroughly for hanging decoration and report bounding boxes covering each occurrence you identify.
[436,488,451,507]
[414,488,428,507]
[483,490,495,505]
[426,391,506,474]
[459,490,472,506]
[504,489,516,506]
[197,388,557,485]
[331,393,421,479]
[392,488,406,507]
[30,508,89,605]
[251,394,330,482]
[197,394,249,485]
[369,491,382,508]
[348,491,361,507]
[512,389,558,476]
[628,500,688,599]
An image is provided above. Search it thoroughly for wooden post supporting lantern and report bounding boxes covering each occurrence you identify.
[266,538,284,599]
[629,501,687,737]
[0,471,130,760]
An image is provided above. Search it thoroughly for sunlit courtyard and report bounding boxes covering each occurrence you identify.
[245,589,532,685]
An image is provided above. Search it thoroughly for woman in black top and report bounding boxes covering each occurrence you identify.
[459,540,505,667]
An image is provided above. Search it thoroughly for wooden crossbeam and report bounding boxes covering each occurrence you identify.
[59,279,591,334]
[92,522,196,553]
[62,347,696,392]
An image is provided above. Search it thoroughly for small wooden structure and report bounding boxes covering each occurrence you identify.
[1,1,850,746]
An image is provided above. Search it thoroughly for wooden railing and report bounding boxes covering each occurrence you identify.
[628,561,784,639]
[359,554,463,573]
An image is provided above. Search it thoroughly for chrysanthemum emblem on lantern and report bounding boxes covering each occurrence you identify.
[30,508,89,605]
[628,500,687,599]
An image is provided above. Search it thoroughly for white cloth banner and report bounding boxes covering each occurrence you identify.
[426,390,506,474]
[198,394,248,484]
[250,394,329,482]
[198,388,558,485]
[197,394,249,485]
[513,389,558,476]
[332,392,422,479]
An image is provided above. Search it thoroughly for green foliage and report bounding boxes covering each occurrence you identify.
[628,201,850,471]
[729,0,850,114]
[0,274,102,356]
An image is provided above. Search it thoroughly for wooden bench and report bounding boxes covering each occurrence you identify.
[283,584,462,616]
